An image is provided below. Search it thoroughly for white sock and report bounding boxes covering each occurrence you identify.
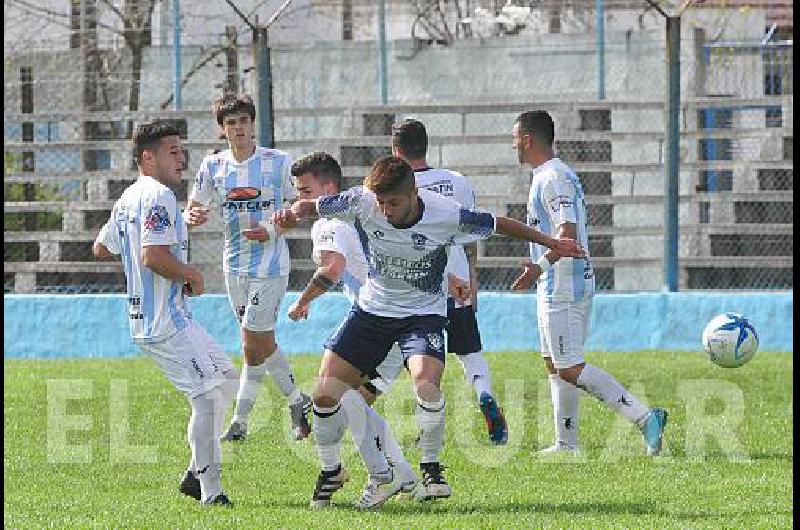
[457,352,493,399]
[549,373,579,447]
[341,390,390,477]
[262,349,302,404]
[367,406,410,470]
[313,402,346,472]
[416,395,446,464]
[232,360,268,424]
[576,364,650,425]
[190,387,228,501]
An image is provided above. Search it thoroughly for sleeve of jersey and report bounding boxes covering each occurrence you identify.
[188,158,213,206]
[312,223,346,256]
[454,207,496,244]
[97,218,121,255]
[460,179,477,210]
[282,156,298,202]
[316,186,363,222]
[541,173,578,226]
[141,190,179,247]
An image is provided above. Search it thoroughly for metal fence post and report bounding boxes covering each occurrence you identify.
[664,16,681,291]
[596,0,605,100]
[172,0,181,110]
[253,26,274,148]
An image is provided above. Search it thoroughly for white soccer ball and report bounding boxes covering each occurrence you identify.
[701,313,759,368]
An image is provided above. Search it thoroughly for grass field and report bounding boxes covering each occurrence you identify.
[4,349,793,528]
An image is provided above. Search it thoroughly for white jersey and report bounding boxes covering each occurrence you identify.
[414,167,475,285]
[316,186,496,318]
[526,158,595,302]
[97,176,191,343]
[189,146,297,278]
[311,218,368,304]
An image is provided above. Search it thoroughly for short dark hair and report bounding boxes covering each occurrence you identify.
[364,156,415,194]
[213,93,256,125]
[291,152,343,191]
[391,118,427,159]
[515,110,555,147]
[132,121,181,166]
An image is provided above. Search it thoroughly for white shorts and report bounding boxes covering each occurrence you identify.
[138,320,236,399]
[537,296,592,370]
[225,274,288,332]
[369,344,406,394]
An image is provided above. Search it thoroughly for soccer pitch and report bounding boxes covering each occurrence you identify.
[4,350,792,528]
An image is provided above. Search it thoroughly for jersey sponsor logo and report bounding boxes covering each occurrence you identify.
[225,187,261,201]
[421,181,454,196]
[548,195,574,212]
[411,232,428,250]
[319,230,335,243]
[144,204,171,233]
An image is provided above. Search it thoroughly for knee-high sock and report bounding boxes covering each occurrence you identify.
[576,364,649,425]
[263,348,302,404]
[366,406,409,470]
[549,373,579,447]
[190,387,229,501]
[456,352,493,399]
[340,390,390,477]
[313,402,347,472]
[416,395,446,464]
[189,375,238,473]
[232,360,268,424]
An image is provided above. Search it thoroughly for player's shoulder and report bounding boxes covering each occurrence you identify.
[419,187,459,209]
[136,176,176,201]
[256,146,291,161]
[200,149,231,167]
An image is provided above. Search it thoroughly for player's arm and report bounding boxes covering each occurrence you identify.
[494,216,583,258]
[142,245,204,296]
[272,198,318,228]
[511,222,577,291]
[464,242,479,310]
[182,199,210,228]
[287,250,346,321]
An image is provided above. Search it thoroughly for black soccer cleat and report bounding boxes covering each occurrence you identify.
[221,420,247,442]
[179,470,201,501]
[203,492,233,507]
[414,462,452,501]
[310,465,350,508]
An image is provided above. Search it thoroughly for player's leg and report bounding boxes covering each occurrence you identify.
[224,276,310,441]
[447,300,508,445]
[538,295,580,453]
[400,317,451,501]
[554,298,668,456]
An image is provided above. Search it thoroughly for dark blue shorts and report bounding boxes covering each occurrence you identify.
[446,298,483,355]
[325,306,447,377]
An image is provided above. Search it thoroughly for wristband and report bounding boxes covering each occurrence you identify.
[536,254,553,273]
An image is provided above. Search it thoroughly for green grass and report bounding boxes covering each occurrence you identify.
[4,350,793,528]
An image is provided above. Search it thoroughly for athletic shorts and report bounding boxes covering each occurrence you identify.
[537,296,592,370]
[137,320,236,399]
[446,297,482,355]
[224,274,288,332]
[325,306,447,378]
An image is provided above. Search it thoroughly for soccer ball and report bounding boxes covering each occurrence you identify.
[701,313,759,368]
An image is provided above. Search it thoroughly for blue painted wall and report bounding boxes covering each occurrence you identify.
[4,292,792,359]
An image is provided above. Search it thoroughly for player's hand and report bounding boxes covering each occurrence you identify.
[447,273,471,305]
[511,259,538,291]
[183,206,209,227]
[183,266,204,296]
[549,237,585,258]
[287,301,309,321]
[272,208,298,229]
[242,227,269,242]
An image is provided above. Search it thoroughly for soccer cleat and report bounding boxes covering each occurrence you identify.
[179,470,201,501]
[538,441,581,454]
[310,465,350,508]
[290,393,313,441]
[202,492,233,507]
[390,461,420,494]
[640,408,668,456]
[221,420,247,442]
[479,392,509,445]
[355,469,404,509]
[414,462,451,501]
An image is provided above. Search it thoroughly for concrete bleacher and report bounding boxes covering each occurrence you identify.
[4,97,793,294]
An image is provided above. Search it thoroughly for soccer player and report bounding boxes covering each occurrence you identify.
[276,152,419,507]
[272,156,583,508]
[391,118,509,445]
[92,121,237,506]
[183,93,311,442]
[509,110,668,455]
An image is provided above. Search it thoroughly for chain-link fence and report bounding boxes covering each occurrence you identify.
[4,0,793,294]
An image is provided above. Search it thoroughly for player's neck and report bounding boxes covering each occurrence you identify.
[529,151,556,168]
[230,144,256,163]
[407,158,429,171]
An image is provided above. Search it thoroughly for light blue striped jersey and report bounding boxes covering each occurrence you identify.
[526,158,595,302]
[189,147,297,278]
[97,176,191,343]
[317,187,496,318]
[311,218,368,304]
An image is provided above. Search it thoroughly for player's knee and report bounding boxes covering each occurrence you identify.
[414,379,442,404]
[557,363,585,385]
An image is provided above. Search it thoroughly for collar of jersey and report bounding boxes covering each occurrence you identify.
[222,146,260,165]
[531,157,562,175]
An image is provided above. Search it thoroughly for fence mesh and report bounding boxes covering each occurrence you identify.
[3,0,793,294]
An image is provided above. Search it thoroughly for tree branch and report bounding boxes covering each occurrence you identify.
[160,46,227,109]
[7,0,128,37]
[97,0,125,22]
